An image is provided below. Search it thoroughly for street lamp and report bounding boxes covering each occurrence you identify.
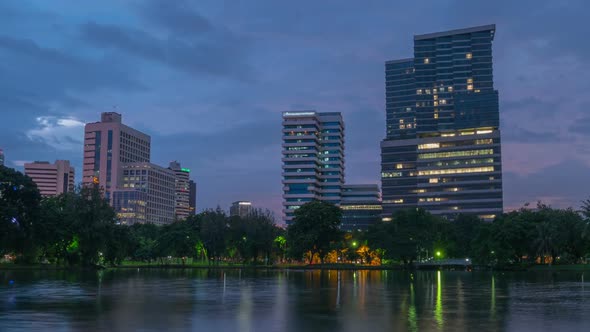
[352,241,358,248]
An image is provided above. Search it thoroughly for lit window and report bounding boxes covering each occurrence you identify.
[460,131,475,135]
[399,124,405,129]
[467,78,473,84]
[396,164,403,169]
[467,84,474,91]
[418,143,440,150]
[441,133,456,137]
[440,99,447,105]
[393,199,404,204]
[434,113,439,119]
[425,89,431,94]
[429,178,439,184]
[418,166,495,176]
[476,129,493,135]
[407,124,413,128]
[424,58,430,64]
[433,101,438,106]
[399,119,404,124]
[448,86,454,92]
[433,88,437,93]
[475,89,481,93]
[466,53,472,59]
[417,89,423,95]
[382,172,403,178]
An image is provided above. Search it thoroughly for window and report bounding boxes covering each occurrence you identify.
[424,58,430,64]
[467,78,473,84]
[382,172,402,178]
[396,164,403,169]
[429,178,439,184]
[418,143,440,150]
[418,166,494,176]
[466,52,472,59]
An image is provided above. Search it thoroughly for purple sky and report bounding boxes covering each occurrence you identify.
[1,0,589,218]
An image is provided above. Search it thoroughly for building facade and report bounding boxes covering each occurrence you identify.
[281,111,345,224]
[24,160,75,196]
[381,25,503,221]
[340,184,382,231]
[189,180,197,215]
[112,189,147,225]
[230,201,252,218]
[168,161,191,220]
[83,112,151,201]
[118,162,176,225]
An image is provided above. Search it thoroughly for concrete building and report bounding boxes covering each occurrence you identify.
[24,160,75,196]
[118,162,176,225]
[381,25,503,221]
[83,112,151,201]
[281,111,345,224]
[230,201,252,218]
[168,161,191,220]
[189,180,197,215]
[340,184,382,231]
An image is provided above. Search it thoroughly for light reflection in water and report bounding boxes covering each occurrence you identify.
[435,270,443,329]
[491,275,496,318]
[408,282,417,332]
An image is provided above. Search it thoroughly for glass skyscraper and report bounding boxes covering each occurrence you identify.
[381,24,503,221]
[281,111,345,225]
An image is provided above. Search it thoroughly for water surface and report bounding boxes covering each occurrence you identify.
[1,269,589,331]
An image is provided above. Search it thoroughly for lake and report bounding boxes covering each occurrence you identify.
[1,268,589,331]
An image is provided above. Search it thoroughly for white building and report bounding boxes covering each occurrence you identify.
[281,111,345,224]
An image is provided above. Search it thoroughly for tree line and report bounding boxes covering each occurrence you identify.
[2,165,590,268]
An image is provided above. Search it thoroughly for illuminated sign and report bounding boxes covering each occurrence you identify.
[181,168,190,173]
[283,112,316,117]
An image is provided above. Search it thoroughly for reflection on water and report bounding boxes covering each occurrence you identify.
[1,269,590,332]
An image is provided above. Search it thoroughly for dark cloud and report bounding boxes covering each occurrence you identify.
[569,116,590,136]
[79,18,252,80]
[504,159,590,210]
[502,125,563,144]
[139,0,212,36]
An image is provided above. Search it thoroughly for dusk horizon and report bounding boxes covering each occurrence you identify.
[2,0,589,220]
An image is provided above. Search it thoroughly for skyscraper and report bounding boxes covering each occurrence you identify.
[169,161,191,220]
[24,160,75,196]
[281,111,345,224]
[381,25,503,221]
[188,180,197,215]
[230,201,253,218]
[83,112,151,201]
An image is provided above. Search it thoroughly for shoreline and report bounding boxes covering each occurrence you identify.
[2,263,589,272]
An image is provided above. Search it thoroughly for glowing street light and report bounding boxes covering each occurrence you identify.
[436,251,441,257]
[352,241,358,247]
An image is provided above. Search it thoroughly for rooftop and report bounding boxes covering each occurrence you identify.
[414,24,495,41]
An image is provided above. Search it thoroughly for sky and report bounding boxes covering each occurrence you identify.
[1,0,589,218]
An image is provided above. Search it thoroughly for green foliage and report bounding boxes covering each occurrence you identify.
[0,166,42,262]
[286,200,342,263]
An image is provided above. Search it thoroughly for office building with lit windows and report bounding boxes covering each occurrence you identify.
[82,112,151,202]
[381,24,503,221]
[230,201,253,218]
[169,161,191,221]
[281,111,345,224]
[118,162,176,225]
[340,184,382,231]
[24,160,75,197]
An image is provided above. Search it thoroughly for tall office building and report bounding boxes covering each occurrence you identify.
[230,201,253,218]
[381,25,503,221]
[188,180,197,215]
[340,184,382,231]
[281,111,345,224]
[116,162,176,225]
[24,160,75,196]
[0,149,4,166]
[168,161,191,220]
[83,112,151,201]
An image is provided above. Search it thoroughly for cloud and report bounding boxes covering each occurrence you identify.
[503,159,590,211]
[139,0,212,36]
[79,19,252,80]
[502,125,563,144]
[11,160,32,167]
[569,113,590,136]
[26,116,85,151]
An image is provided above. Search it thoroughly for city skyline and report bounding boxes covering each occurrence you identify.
[1,1,589,218]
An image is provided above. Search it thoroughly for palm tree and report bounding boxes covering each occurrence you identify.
[533,223,554,265]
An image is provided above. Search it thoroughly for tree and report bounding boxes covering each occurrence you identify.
[0,166,42,262]
[199,208,227,264]
[72,185,117,266]
[286,200,342,264]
